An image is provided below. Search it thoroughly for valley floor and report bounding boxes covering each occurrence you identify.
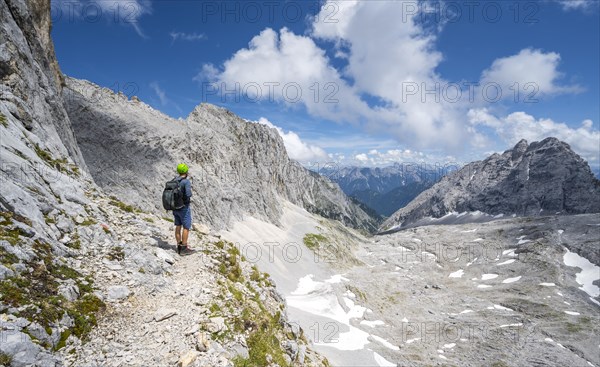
[221,208,600,367]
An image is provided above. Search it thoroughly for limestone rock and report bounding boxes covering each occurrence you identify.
[107,285,130,301]
[381,138,600,232]
[177,350,199,367]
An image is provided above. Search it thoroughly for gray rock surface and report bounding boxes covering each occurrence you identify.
[63,78,378,233]
[381,138,600,231]
[340,214,600,367]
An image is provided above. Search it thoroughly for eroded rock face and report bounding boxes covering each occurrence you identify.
[1,0,85,168]
[63,78,378,232]
[381,138,600,231]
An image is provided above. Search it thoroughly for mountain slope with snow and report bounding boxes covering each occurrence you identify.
[381,138,600,231]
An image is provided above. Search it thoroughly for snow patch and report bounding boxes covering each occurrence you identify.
[497,259,516,266]
[500,323,523,328]
[563,249,600,298]
[449,269,464,278]
[373,352,396,367]
[360,320,385,328]
[502,276,522,284]
[481,274,498,280]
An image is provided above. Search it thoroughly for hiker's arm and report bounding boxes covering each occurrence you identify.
[185,180,192,198]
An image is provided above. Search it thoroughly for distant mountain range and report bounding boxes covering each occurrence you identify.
[318,164,450,217]
[380,138,600,232]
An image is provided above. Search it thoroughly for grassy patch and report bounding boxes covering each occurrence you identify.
[44,214,56,225]
[0,352,12,365]
[0,227,29,246]
[0,239,104,347]
[228,283,244,302]
[66,235,81,250]
[232,308,289,367]
[303,233,328,251]
[69,293,105,340]
[346,285,367,302]
[209,302,221,315]
[566,317,592,333]
[80,218,97,226]
[0,211,32,227]
[216,242,243,283]
[143,217,154,223]
[106,246,124,261]
[109,198,138,213]
[0,112,7,128]
[0,246,19,267]
[162,217,174,223]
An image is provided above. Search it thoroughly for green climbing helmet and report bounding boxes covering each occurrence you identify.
[177,163,189,174]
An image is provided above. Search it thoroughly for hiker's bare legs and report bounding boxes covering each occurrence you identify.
[175,225,182,244]
[182,228,190,247]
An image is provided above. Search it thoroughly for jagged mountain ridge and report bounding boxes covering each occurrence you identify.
[0,0,350,365]
[381,138,600,231]
[63,78,378,233]
[320,164,440,216]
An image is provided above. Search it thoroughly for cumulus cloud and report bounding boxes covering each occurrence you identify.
[197,1,595,165]
[170,31,206,43]
[469,108,600,164]
[480,48,582,98]
[201,1,467,150]
[210,28,371,124]
[255,118,329,162]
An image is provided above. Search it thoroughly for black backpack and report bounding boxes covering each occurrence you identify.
[162,177,185,211]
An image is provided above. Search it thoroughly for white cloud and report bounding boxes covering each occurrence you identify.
[355,153,369,162]
[149,82,167,105]
[53,0,152,37]
[211,27,371,124]
[149,82,182,114]
[255,118,329,162]
[469,108,600,164]
[201,1,468,150]
[170,31,206,43]
[480,48,581,97]
[198,1,593,164]
[556,0,598,11]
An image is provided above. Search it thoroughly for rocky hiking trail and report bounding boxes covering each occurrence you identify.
[55,193,327,367]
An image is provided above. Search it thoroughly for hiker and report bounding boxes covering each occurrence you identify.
[162,163,193,254]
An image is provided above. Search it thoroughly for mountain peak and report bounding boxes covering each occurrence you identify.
[381,137,600,231]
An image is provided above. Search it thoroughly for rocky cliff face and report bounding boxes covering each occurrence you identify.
[381,138,600,231]
[63,78,378,233]
[0,1,334,365]
[1,0,84,168]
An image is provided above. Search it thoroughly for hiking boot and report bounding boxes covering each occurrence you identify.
[177,242,183,255]
[180,245,194,255]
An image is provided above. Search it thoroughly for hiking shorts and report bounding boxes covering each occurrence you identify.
[173,205,192,229]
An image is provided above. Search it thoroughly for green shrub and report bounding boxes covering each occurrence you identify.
[0,113,7,128]
[303,233,328,251]
[0,352,12,365]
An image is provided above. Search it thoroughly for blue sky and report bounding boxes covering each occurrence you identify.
[51,0,600,169]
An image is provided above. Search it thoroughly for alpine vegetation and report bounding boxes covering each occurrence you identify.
[1,0,599,367]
